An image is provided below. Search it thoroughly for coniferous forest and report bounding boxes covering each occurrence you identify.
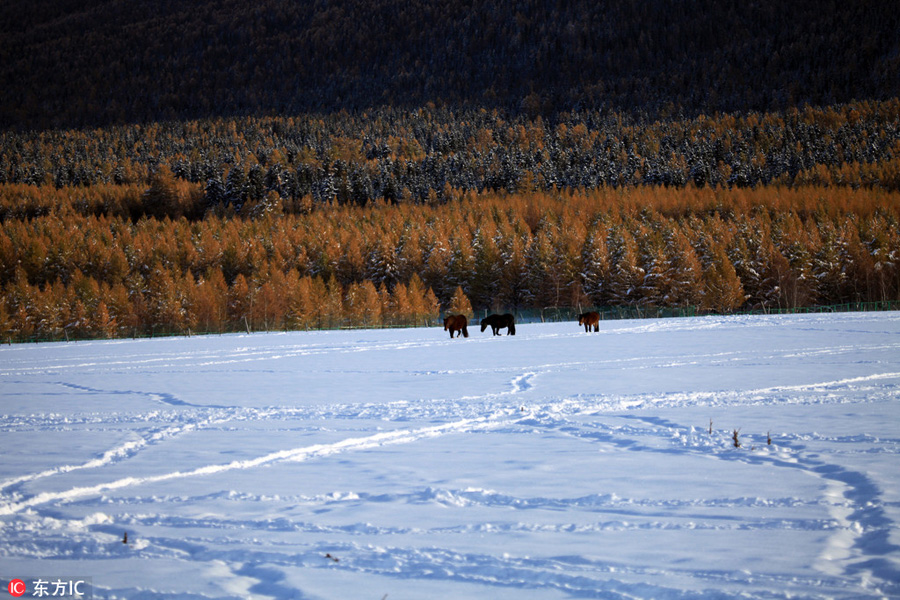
[1,0,899,340]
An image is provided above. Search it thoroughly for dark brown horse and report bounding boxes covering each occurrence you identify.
[443,314,469,338]
[578,311,600,332]
[481,313,516,336]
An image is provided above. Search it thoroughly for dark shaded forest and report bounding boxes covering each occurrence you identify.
[1,0,898,131]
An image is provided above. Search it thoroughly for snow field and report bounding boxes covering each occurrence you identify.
[1,312,899,599]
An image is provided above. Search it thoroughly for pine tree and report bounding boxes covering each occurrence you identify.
[422,237,451,305]
[607,226,644,306]
[346,280,382,328]
[447,285,473,317]
[224,166,247,211]
[446,239,474,303]
[0,297,10,341]
[323,275,345,328]
[387,281,413,327]
[639,245,671,307]
[365,236,399,291]
[469,227,501,311]
[228,274,252,329]
[497,231,529,311]
[422,287,441,326]
[92,301,117,338]
[665,228,704,308]
[580,227,610,306]
[523,227,556,309]
[702,244,746,313]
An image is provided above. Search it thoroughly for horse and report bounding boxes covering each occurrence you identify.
[578,311,600,332]
[443,314,469,338]
[481,313,516,336]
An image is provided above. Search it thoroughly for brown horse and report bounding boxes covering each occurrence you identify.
[481,313,516,336]
[443,314,469,338]
[578,311,600,332]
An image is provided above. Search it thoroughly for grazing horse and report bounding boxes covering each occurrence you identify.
[443,314,469,338]
[480,313,516,336]
[578,311,600,332]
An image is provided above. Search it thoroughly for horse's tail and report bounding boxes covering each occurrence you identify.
[508,321,516,335]
[462,325,469,338]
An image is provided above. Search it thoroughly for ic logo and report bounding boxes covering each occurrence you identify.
[7,579,26,597]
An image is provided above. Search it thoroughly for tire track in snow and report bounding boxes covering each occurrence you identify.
[0,409,516,515]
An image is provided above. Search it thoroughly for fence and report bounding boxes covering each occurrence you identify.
[493,300,900,325]
[4,301,900,345]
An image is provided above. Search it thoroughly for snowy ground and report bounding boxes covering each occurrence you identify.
[1,312,900,599]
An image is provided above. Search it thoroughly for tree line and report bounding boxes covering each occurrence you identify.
[1,101,899,224]
[2,186,898,341]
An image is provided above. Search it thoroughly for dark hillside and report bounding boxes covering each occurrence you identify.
[2,0,898,130]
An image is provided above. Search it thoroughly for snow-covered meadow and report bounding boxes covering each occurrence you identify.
[1,312,900,599]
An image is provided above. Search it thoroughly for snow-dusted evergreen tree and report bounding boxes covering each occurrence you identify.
[0,295,10,340]
[323,275,345,328]
[287,276,325,330]
[386,281,412,326]
[345,280,382,328]
[633,219,669,307]
[148,269,188,332]
[843,219,878,302]
[446,238,474,304]
[496,227,530,312]
[702,244,746,313]
[813,221,849,304]
[470,226,502,311]
[394,227,425,284]
[606,226,644,306]
[580,226,611,306]
[92,301,117,338]
[523,226,556,309]
[866,215,900,302]
[777,214,818,308]
[638,244,671,307]
[224,166,247,210]
[731,219,785,311]
[204,172,226,209]
[334,233,365,286]
[191,270,228,332]
[664,227,704,307]
[227,273,251,328]
[422,235,451,305]
[447,285,473,317]
[365,236,400,292]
